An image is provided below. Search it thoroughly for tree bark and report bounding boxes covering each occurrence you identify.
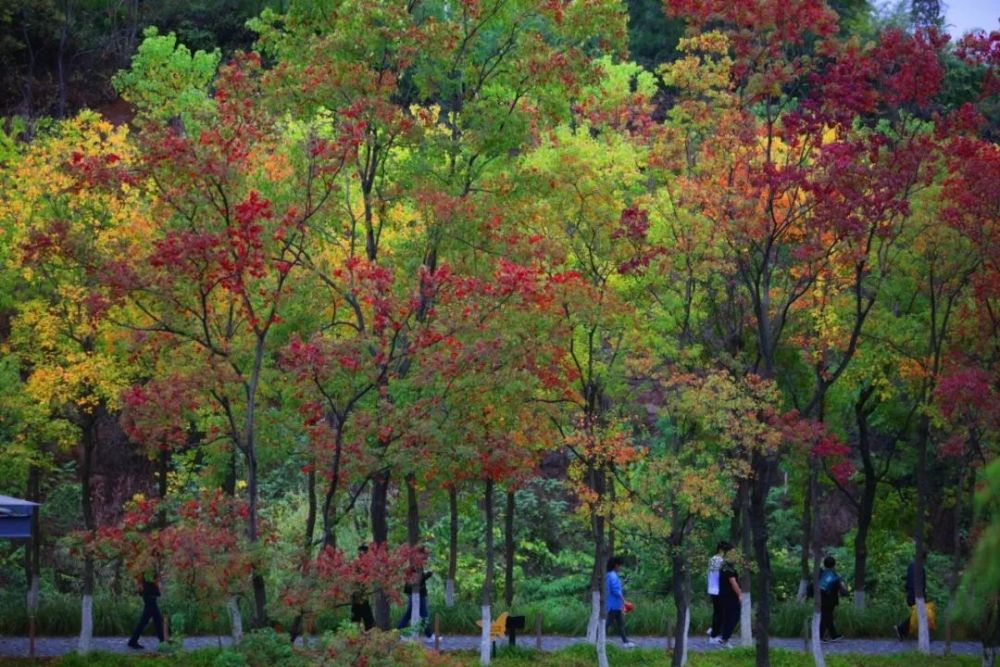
[914,413,931,654]
[740,480,754,647]
[371,470,390,629]
[26,465,40,655]
[672,551,689,667]
[504,489,515,608]
[480,478,495,666]
[406,472,420,547]
[853,386,878,609]
[809,464,826,667]
[797,481,812,602]
[78,421,96,654]
[447,486,458,607]
[945,462,966,655]
[751,452,775,667]
[586,466,607,644]
[595,508,609,667]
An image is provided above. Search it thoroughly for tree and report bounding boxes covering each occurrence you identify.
[1,111,140,652]
[110,45,357,627]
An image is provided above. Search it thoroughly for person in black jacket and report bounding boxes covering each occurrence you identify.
[350,544,375,631]
[895,558,928,639]
[127,574,164,649]
[818,556,847,642]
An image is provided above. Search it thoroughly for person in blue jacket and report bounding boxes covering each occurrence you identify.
[606,556,636,648]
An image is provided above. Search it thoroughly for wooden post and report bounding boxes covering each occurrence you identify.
[28,615,36,658]
[434,615,440,651]
[164,613,170,643]
[535,612,542,650]
[802,618,810,651]
[666,616,673,653]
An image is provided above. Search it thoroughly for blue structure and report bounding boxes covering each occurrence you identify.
[0,494,38,539]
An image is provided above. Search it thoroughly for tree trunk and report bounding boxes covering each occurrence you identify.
[406,473,419,547]
[56,0,69,118]
[320,422,345,550]
[228,596,244,643]
[504,489,515,608]
[371,470,390,630]
[447,486,458,607]
[809,465,826,667]
[289,467,318,642]
[587,466,607,644]
[305,468,317,554]
[914,414,931,654]
[854,388,877,609]
[245,335,269,629]
[157,447,169,499]
[25,465,40,627]
[945,463,966,655]
[78,422,96,654]
[751,452,775,667]
[595,509,609,667]
[480,478,495,666]
[740,480,754,647]
[247,447,267,627]
[672,551,689,667]
[797,482,812,602]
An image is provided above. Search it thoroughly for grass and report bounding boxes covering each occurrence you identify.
[0,591,980,641]
[0,647,981,667]
[449,646,981,667]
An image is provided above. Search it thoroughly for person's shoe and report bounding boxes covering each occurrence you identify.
[709,636,724,646]
[706,627,713,637]
[127,641,144,650]
[721,640,735,649]
[622,641,637,648]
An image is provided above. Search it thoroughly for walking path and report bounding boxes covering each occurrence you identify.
[0,634,983,659]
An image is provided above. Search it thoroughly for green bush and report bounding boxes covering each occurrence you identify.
[315,626,464,667]
[234,628,307,667]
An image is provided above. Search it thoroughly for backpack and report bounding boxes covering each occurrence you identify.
[819,570,839,593]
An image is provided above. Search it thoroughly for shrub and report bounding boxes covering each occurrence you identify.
[235,628,307,667]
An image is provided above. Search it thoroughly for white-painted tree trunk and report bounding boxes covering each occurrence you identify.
[586,590,600,643]
[854,589,866,609]
[227,596,243,643]
[982,643,997,667]
[810,611,826,667]
[78,594,93,654]
[740,593,753,646]
[797,578,809,602]
[916,596,930,654]
[479,605,492,666]
[680,604,691,667]
[596,618,609,667]
[27,575,39,614]
[410,592,422,629]
[445,579,455,608]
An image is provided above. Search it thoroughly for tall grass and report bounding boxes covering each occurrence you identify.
[0,590,979,640]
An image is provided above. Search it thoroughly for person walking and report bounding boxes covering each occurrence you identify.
[127,573,164,649]
[710,550,741,648]
[707,541,731,640]
[606,556,636,648]
[819,556,847,642]
[397,559,433,638]
[350,545,375,631]
[895,557,929,639]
